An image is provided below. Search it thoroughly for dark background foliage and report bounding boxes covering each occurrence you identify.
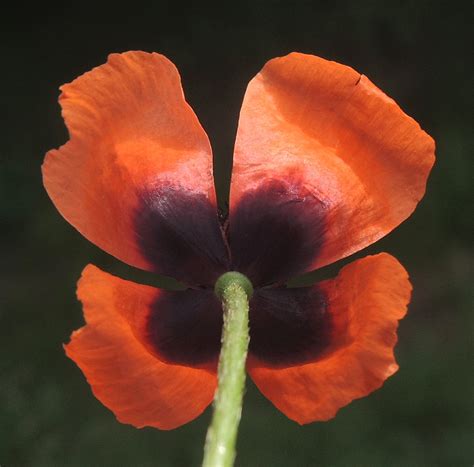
[1,1,472,465]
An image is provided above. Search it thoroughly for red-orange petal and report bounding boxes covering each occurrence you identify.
[247,253,411,424]
[43,52,219,278]
[65,264,216,429]
[231,53,435,271]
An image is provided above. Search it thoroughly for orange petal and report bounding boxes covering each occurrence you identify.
[247,253,411,424]
[43,52,221,279]
[65,264,216,429]
[231,53,435,270]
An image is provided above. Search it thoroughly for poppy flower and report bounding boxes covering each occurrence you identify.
[42,51,435,429]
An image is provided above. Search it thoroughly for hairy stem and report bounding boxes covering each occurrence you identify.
[202,276,251,467]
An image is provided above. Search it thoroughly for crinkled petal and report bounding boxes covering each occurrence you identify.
[247,253,411,424]
[43,51,228,285]
[65,264,217,429]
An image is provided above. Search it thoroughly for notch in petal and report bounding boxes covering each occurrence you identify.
[231,52,435,275]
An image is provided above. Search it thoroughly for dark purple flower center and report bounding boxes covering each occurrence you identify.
[229,179,326,286]
[134,179,331,367]
[146,285,331,368]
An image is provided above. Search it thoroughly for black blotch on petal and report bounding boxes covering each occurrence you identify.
[249,286,331,366]
[147,289,222,368]
[134,185,229,286]
[230,179,326,286]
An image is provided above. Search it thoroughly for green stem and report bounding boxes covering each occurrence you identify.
[202,274,251,467]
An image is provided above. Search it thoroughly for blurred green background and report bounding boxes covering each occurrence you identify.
[1,1,472,466]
